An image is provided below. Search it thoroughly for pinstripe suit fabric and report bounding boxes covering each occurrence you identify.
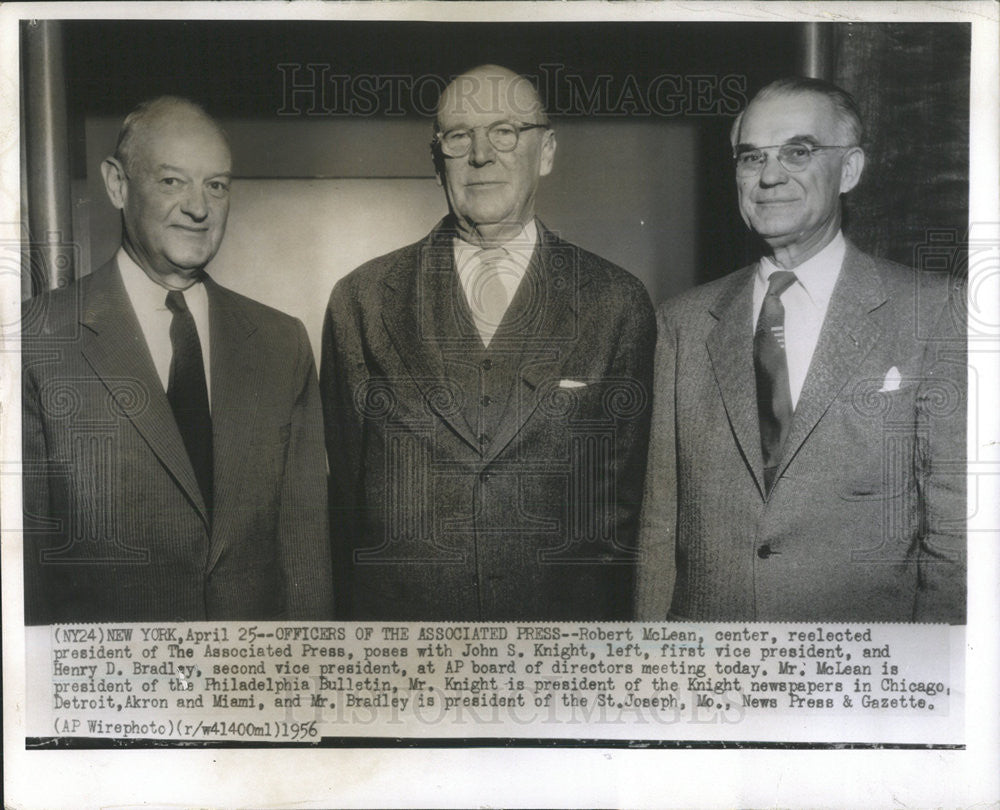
[22,261,334,623]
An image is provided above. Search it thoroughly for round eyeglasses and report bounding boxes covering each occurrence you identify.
[734,143,851,177]
[435,121,550,158]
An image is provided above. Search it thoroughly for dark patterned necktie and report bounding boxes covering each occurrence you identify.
[754,271,797,494]
[166,289,213,513]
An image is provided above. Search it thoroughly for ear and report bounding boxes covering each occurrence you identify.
[538,129,557,178]
[839,146,865,194]
[101,157,128,211]
[430,144,445,188]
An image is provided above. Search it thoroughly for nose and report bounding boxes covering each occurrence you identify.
[758,150,789,187]
[180,185,209,221]
[468,128,496,167]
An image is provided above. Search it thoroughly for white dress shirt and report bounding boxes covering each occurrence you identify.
[117,247,212,405]
[753,232,845,409]
[453,219,538,337]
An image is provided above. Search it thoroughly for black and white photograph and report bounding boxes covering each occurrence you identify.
[2,2,997,808]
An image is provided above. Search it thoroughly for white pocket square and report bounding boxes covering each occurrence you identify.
[879,366,902,392]
[558,379,588,389]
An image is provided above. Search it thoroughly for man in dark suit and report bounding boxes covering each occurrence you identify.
[637,77,966,623]
[22,97,333,623]
[322,65,655,620]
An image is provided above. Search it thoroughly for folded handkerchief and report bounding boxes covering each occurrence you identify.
[558,379,587,389]
[879,366,902,393]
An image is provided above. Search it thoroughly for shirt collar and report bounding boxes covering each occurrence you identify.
[454,219,538,266]
[758,231,845,308]
[116,247,207,310]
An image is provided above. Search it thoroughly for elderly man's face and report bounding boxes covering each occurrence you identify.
[112,112,232,286]
[736,92,860,257]
[436,72,555,233]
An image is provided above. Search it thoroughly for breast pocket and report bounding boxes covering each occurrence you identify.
[535,375,647,425]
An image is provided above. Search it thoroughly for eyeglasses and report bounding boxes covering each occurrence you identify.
[434,121,550,158]
[733,143,851,176]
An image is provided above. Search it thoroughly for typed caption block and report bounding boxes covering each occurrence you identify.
[28,622,964,744]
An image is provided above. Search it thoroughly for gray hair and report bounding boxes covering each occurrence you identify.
[730,76,864,150]
[113,96,227,172]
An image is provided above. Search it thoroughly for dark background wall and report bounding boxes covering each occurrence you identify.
[836,23,971,272]
[23,20,970,354]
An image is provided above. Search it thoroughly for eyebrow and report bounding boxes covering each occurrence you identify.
[156,163,232,178]
[735,134,821,150]
[440,118,528,131]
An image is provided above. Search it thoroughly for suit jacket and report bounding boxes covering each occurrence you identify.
[636,242,966,622]
[321,219,656,620]
[22,260,334,624]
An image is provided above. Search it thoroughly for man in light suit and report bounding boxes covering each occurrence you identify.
[22,97,333,623]
[638,77,965,622]
[322,65,655,620]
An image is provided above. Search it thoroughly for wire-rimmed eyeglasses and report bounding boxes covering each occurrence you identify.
[434,121,550,158]
[734,142,852,177]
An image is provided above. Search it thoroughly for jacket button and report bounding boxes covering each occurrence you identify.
[757,544,774,559]
[479,433,490,445]
[481,359,493,371]
[481,395,492,407]
[480,471,491,483]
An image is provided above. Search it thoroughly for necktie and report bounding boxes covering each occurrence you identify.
[165,289,213,514]
[754,271,797,494]
[468,247,513,346]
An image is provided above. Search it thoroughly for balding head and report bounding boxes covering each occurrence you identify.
[433,65,555,246]
[114,96,230,176]
[436,65,549,132]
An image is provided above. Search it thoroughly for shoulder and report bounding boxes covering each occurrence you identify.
[657,265,753,325]
[543,231,652,311]
[857,249,923,286]
[21,264,109,337]
[330,235,427,308]
[849,243,951,287]
[850,245,959,317]
[22,286,77,336]
[208,279,308,346]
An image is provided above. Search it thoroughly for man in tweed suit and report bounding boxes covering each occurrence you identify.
[22,97,333,623]
[637,77,966,622]
[322,65,655,619]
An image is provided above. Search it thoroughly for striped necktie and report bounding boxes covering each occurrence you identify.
[754,270,797,494]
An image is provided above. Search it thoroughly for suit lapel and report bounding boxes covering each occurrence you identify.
[79,261,210,527]
[203,277,262,569]
[380,224,481,452]
[486,224,582,462]
[380,222,583,462]
[705,267,765,493]
[775,243,887,480]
